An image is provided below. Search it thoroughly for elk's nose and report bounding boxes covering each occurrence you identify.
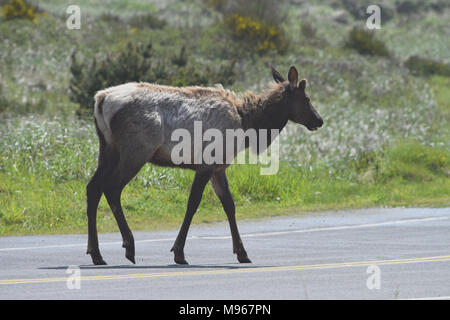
[317,117,323,127]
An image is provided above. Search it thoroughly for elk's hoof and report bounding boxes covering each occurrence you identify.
[171,246,188,265]
[123,242,136,264]
[87,249,107,265]
[91,254,107,265]
[235,247,251,263]
[93,258,108,265]
[237,255,252,263]
[174,257,189,265]
[125,252,135,264]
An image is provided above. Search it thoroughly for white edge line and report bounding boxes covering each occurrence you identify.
[403,296,450,300]
[0,216,448,252]
[197,216,450,240]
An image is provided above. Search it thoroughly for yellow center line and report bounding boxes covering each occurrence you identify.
[1,255,449,285]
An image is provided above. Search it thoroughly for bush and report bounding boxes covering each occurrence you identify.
[404,55,450,77]
[1,0,39,22]
[0,81,8,113]
[224,13,287,54]
[69,41,236,115]
[128,13,167,29]
[395,0,449,15]
[171,45,188,67]
[203,0,228,12]
[209,0,287,55]
[300,21,317,38]
[69,41,153,116]
[345,27,390,57]
[225,0,285,27]
[396,0,422,14]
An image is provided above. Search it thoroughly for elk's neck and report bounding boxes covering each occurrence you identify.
[238,84,289,133]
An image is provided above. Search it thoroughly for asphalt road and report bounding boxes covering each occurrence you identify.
[0,207,449,300]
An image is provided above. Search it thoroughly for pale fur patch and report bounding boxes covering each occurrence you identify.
[94,83,138,144]
[94,82,242,146]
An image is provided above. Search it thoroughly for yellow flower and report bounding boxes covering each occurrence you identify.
[225,13,286,54]
[2,0,38,22]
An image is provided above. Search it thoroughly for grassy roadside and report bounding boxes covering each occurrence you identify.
[1,139,448,236]
[2,72,446,237]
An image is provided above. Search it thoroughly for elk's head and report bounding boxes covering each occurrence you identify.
[272,65,323,131]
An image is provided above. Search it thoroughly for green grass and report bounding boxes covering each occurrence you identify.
[430,76,450,118]
[0,134,448,236]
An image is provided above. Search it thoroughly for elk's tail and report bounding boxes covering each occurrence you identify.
[93,92,120,168]
[93,91,111,146]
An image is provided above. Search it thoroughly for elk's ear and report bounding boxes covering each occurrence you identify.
[271,65,285,83]
[288,66,298,89]
[299,79,307,91]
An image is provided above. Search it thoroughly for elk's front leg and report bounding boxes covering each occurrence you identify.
[171,170,213,264]
[211,170,251,263]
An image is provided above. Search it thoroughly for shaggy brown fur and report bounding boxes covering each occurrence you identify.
[238,83,290,131]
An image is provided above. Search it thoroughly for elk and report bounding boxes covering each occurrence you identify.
[86,65,323,265]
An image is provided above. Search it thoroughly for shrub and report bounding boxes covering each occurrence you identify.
[98,13,122,24]
[1,0,39,22]
[203,0,228,12]
[404,55,450,77]
[171,45,188,68]
[0,81,8,113]
[427,0,450,12]
[69,41,236,115]
[69,41,153,116]
[300,21,317,39]
[211,0,287,55]
[225,0,285,27]
[395,0,425,15]
[224,13,287,54]
[345,27,390,57]
[353,151,380,183]
[394,0,449,15]
[128,13,166,29]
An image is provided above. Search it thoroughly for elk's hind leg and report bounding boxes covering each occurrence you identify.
[86,126,119,265]
[103,107,163,264]
[102,150,152,264]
